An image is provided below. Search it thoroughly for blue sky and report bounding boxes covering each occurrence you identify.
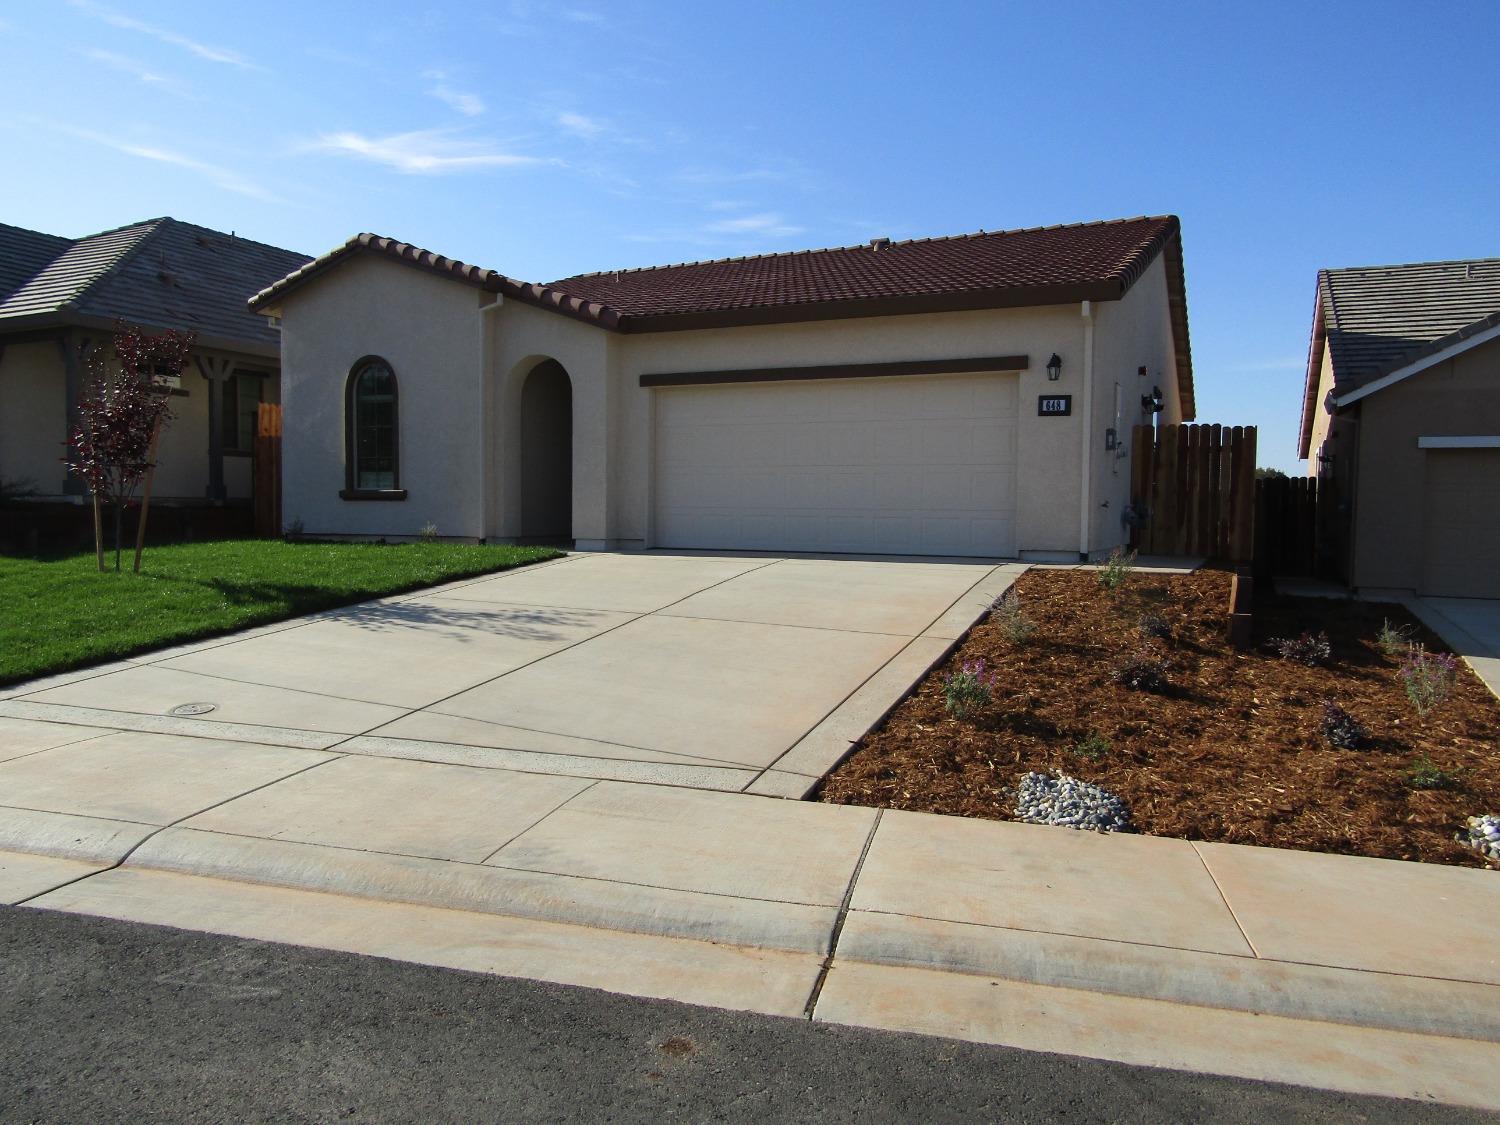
[3,1,1496,472]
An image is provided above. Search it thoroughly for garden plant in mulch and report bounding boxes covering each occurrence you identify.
[818,567,1500,867]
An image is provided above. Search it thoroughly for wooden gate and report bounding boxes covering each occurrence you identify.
[1129,423,1257,562]
[1254,474,1334,578]
[253,402,282,537]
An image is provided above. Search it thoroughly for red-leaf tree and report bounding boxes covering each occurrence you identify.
[66,324,194,571]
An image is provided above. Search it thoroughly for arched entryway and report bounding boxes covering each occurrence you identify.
[519,359,572,544]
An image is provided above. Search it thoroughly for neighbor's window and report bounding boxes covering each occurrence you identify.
[348,358,398,491]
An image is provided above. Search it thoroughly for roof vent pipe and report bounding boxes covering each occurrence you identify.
[870,238,891,252]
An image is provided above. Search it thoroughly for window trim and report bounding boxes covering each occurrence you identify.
[343,355,406,501]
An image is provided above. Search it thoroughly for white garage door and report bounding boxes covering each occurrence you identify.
[1422,448,1500,598]
[652,372,1018,556]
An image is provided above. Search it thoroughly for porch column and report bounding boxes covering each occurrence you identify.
[58,331,95,496]
[196,354,234,501]
[570,367,611,549]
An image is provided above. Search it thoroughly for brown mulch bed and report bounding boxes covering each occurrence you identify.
[819,567,1500,867]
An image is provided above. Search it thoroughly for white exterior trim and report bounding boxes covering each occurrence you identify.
[1417,435,1500,449]
[1335,320,1500,408]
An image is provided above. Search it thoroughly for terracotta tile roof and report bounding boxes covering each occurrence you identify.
[0,217,311,355]
[248,233,621,330]
[549,215,1181,323]
[250,215,1194,416]
[1298,257,1500,454]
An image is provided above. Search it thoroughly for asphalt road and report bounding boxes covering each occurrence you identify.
[0,905,1488,1124]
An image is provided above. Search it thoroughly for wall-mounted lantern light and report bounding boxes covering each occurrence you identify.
[1046,353,1062,381]
[1141,385,1164,413]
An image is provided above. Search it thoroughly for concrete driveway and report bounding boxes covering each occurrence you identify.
[0,551,1021,794]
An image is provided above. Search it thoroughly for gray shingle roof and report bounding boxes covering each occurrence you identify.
[0,222,72,303]
[0,218,310,354]
[1320,257,1500,389]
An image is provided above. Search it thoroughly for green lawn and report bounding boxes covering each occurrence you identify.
[0,539,561,686]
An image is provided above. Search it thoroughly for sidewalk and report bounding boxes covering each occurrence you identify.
[3,724,1498,1110]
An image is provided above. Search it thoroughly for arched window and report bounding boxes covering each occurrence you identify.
[343,357,403,498]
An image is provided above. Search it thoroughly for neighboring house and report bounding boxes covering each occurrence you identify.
[1299,258,1500,598]
[0,217,310,514]
[250,215,1194,559]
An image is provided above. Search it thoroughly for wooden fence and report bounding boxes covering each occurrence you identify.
[1129,423,1257,562]
[253,402,282,538]
[1254,474,1333,579]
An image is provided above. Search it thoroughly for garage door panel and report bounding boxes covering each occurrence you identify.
[654,373,1018,557]
[1422,449,1500,598]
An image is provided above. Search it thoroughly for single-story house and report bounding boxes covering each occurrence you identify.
[0,217,310,522]
[1299,257,1500,598]
[250,214,1194,559]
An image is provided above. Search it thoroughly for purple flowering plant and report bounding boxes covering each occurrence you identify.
[943,658,997,719]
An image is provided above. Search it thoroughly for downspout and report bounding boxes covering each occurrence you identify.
[1078,300,1095,560]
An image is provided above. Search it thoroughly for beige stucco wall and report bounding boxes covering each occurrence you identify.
[0,340,67,495]
[279,254,489,538]
[1350,335,1500,591]
[277,251,1185,556]
[1089,253,1180,554]
[485,295,617,545]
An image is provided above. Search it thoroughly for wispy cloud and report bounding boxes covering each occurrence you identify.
[557,111,606,140]
[307,129,545,174]
[423,69,485,116]
[561,8,607,25]
[704,212,804,237]
[69,1,258,69]
[429,84,485,116]
[675,167,788,186]
[54,123,275,199]
[85,48,189,94]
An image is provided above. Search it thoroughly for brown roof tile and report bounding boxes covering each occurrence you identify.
[250,215,1194,416]
[548,215,1180,323]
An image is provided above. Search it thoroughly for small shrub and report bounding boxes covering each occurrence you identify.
[1096,547,1137,591]
[1070,731,1111,760]
[1398,646,1459,718]
[1407,754,1463,791]
[943,659,997,719]
[1113,647,1168,692]
[1320,701,1368,750]
[285,517,305,539]
[990,589,1036,644]
[1138,612,1171,640]
[1376,618,1415,658]
[1271,631,1331,667]
[419,521,440,543]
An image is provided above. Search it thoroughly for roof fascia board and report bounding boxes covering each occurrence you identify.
[1335,319,1500,408]
[1297,288,1328,459]
[0,309,279,359]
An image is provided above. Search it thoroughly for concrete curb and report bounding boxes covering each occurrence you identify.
[837,910,1500,1043]
[124,827,839,955]
[0,806,156,864]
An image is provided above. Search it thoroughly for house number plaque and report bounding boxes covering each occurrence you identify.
[1037,394,1073,417]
